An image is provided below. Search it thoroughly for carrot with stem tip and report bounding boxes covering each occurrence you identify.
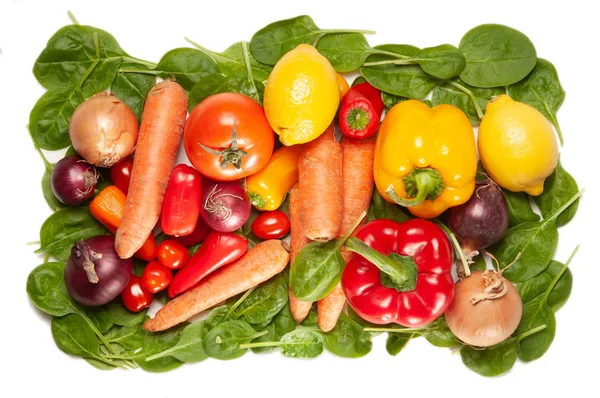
[317,136,376,332]
[288,184,313,323]
[299,124,343,242]
[144,239,290,332]
[115,80,188,259]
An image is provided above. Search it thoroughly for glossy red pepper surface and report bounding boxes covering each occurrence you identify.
[168,231,248,298]
[121,274,153,312]
[161,164,202,237]
[342,218,454,327]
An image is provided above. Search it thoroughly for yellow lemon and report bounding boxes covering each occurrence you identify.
[478,95,558,196]
[264,44,339,145]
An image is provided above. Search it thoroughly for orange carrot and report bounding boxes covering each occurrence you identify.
[89,186,156,261]
[115,80,187,259]
[144,240,290,332]
[288,184,313,323]
[317,136,376,332]
[298,124,343,242]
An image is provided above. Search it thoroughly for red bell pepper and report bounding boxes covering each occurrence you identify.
[168,231,248,298]
[342,218,454,327]
[161,164,202,237]
[339,82,385,139]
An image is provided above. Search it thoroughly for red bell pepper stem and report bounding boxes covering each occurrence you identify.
[345,237,417,292]
[161,164,203,237]
[339,82,384,139]
[168,231,248,298]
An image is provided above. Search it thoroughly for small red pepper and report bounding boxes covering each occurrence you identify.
[161,164,202,237]
[342,218,454,327]
[339,82,385,139]
[168,231,248,298]
[121,274,153,312]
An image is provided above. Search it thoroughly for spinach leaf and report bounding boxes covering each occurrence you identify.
[155,48,219,91]
[111,65,156,121]
[323,312,372,358]
[367,189,411,224]
[104,323,145,350]
[534,161,579,227]
[27,262,79,317]
[145,321,208,363]
[492,189,581,282]
[459,24,537,88]
[315,33,373,72]
[470,254,488,272]
[204,305,233,330]
[29,87,85,150]
[517,260,573,313]
[386,333,413,356]
[432,78,504,124]
[86,307,114,334]
[234,272,288,324]
[37,207,108,261]
[250,15,374,65]
[278,329,324,358]
[34,24,125,93]
[360,45,438,99]
[202,320,266,360]
[460,339,518,377]
[381,91,407,111]
[300,304,318,327]
[84,358,117,370]
[134,323,187,372]
[250,323,276,353]
[352,76,367,86]
[42,168,63,211]
[514,295,556,362]
[415,44,466,80]
[103,299,147,326]
[503,190,540,227]
[52,314,106,363]
[421,317,460,348]
[508,59,565,144]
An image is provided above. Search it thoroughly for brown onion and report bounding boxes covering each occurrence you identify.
[445,270,522,347]
[69,93,138,167]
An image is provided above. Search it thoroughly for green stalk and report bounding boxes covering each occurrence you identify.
[184,36,221,64]
[515,324,547,342]
[545,189,584,223]
[363,58,417,67]
[446,80,484,119]
[370,49,411,60]
[436,221,470,278]
[122,56,157,68]
[28,128,52,172]
[67,10,79,25]
[227,286,257,317]
[543,245,579,303]
[119,68,162,75]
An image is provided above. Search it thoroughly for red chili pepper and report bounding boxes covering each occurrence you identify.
[342,218,454,327]
[339,82,385,139]
[161,164,202,237]
[141,260,173,293]
[157,239,190,270]
[121,274,153,312]
[168,231,248,298]
[175,216,212,247]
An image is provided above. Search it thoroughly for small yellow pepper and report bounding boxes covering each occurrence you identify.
[374,100,477,219]
[246,144,303,211]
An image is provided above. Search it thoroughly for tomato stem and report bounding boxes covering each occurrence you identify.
[198,121,248,169]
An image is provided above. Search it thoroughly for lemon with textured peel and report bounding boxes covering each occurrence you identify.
[478,95,558,196]
[264,44,339,145]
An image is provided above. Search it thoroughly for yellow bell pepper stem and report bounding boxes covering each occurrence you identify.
[386,168,445,207]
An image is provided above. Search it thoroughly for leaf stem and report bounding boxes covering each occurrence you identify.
[370,49,411,60]
[77,311,117,355]
[338,210,367,246]
[363,59,417,67]
[550,113,564,146]
[184,36,220,63]
[319,28,376,35]
[227,286,256,316]
[545,189,584,223]
[77,32,100,91]
[119,68,162,75]
[543,245,579,303]
[28,127,53,172]
[67,11,79,25]
[446,80,484,119]
[239,341,284,349]
[515,324,547,342]
[435,221,470,277]
[122,56,157,68]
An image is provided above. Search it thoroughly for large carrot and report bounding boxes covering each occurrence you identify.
[115,80,187,259]
[288,184,313,323]
[317,136,376,332]
[90,186,156,261]
[298,125,343,242]
[144,240,289,332]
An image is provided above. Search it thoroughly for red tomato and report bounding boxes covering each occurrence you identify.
[141,261,173,293]
[121,274,153,312]
[251,210,290,239]
[157,239,190,270]
[109,156,133,194]
[184,93,274,181]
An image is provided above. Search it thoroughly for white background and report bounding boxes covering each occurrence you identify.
[1,0,598,397]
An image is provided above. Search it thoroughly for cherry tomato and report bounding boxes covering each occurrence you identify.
[251,210,290,239]
[157,239,190,270]
[109,156,133,194]
[141,261,173,293]
[121,274,153,312]
[184,93,274,181]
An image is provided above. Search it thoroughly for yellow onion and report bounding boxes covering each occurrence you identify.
[445,270,522,347]
[69,93,138,167]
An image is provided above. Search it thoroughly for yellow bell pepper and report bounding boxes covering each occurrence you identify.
[246,145,303,211]
[374,100,477,219]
